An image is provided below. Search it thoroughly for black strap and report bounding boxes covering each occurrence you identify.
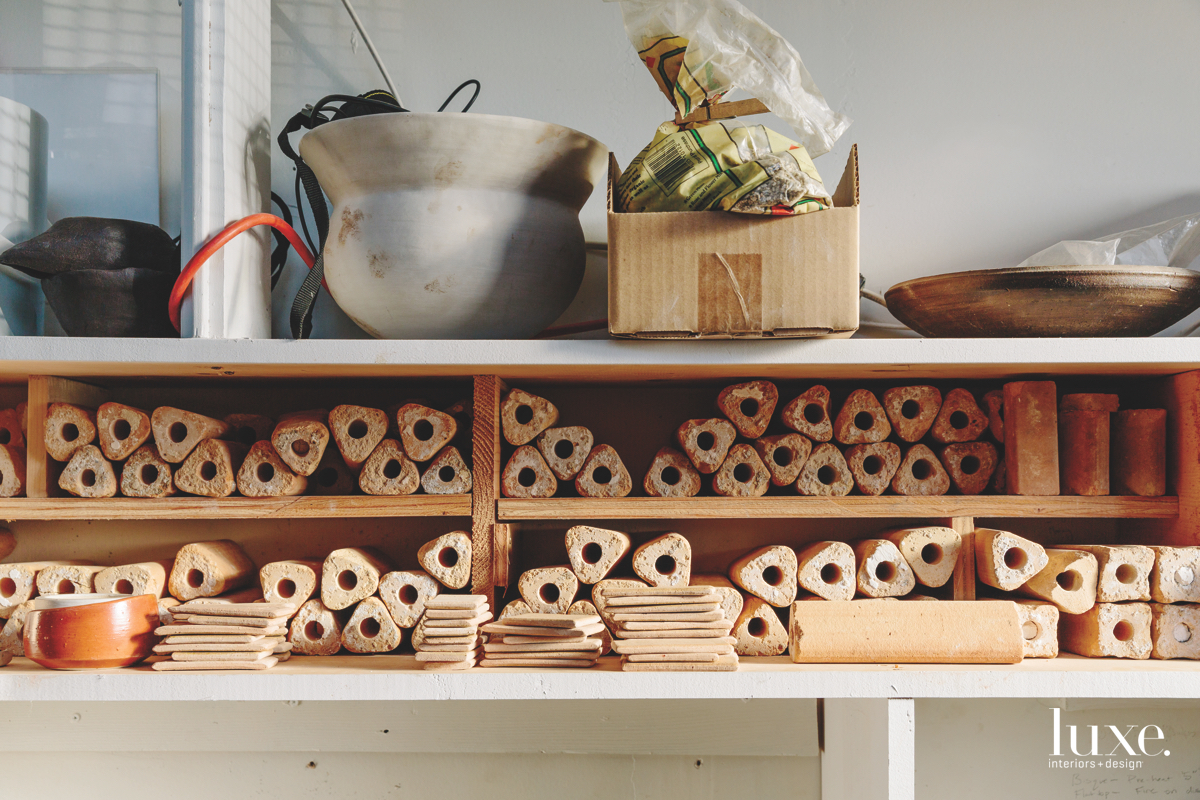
[288,159,330,338]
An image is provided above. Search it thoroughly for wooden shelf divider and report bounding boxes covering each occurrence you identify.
[0,495,472,521]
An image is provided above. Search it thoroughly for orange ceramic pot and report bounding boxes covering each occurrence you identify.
[23,594,159,669]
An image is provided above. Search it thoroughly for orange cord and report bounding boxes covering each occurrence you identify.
[169,213,319,333]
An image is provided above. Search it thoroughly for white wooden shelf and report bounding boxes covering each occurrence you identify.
[1,655,1196,702]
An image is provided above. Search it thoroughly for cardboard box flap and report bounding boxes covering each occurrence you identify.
[831,144,859,209]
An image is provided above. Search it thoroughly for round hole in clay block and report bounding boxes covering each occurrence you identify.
[1115,564,1138,585]
[747,617,767,638]
[62,422,80,442]
[140,464,160,485]
[0,577,16,598]
[413,419,434,441]
[81,469,97,487]
[874,561,897,583]
[234,426,257,445]
[115,579,134,595]
[277,579,297,599]
[949,411,969,430]
[732,463,753,483]
[305,621,325,640]
[56,579,76,594]
[1056,569,1082,592]
[338,570,358,591]
[763,565,784,586]
[187,569,205,588]
[820,563,842,585]
[660,466,681,486]
[347,420,368,439]
[581,542,603,565]
[740,398,760,418]
[517,467,536,487]
[654,554,677,576]
[1003,548,1028,570]
[317,468,339,487]
[816,465,837,485]
[696,431,715,451]
[359,617,381,639]
[772,447,793,467]
[554,440,574,459]
[854,411,874,431]
[399,585,419,605]
[1174,623,1192,644]
[901,400,920,420]
[199,461,217,481]
[539,582,560,604]
[112,419,132,441]
[921,544,943,565]
[960,456,981,475]
[168,422,188,443]
[592,466,613,485]
[1022,621,1040,641]
[862,455,883,475]
[438,466,456,483]
[803,404,825,424]
[911,459,933,480]
[438,547,459,568]
[256,462,276,483]
[291,440,310,457]
[514,405,533,425]
[0,430,8,445]
[382,460,402,480]
[1112,620,1134,642]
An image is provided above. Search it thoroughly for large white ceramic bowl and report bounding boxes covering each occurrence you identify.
[299,112,607,339]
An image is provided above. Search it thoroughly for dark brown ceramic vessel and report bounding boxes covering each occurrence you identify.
[23,594,159,670]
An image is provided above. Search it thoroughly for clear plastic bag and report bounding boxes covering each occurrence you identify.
[1018,214,1200,269]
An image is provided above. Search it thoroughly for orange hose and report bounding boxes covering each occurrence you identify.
[169,213,319,333]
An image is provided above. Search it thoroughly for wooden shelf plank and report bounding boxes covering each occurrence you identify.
[497,496,1178,520]
[0,495,472,520]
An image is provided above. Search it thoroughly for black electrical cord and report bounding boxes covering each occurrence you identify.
[269,191,293,289]
[438,80,481,112]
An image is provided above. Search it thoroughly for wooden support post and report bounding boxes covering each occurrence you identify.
[945,516,976,600]
[471,375,508,608]
[26,376,109,498]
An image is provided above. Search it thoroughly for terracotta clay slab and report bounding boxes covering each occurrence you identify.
[425,594,487,610]
[604,593,719,607]
[259,559,321,607]
[1112,409,1167,497]
[174,439,248,498]
[795,443,853,496]
[732,595,788,656]
[688,574,745,624]
[854,539,916,598]
[643,447,702,497]
[612,638,737,653]
[612,610,724,623]
[308,446,357,495]
[930,388,988,444]
[782,385,833,442]
[536,426,594,481]
[174,600,293,618]
[752,433,811,487]
[481,622,603,638]
[597,585,713,597]
[567,599,612,655]
[153,657,279,671]
[565,525,632,584]
[845,442,901,496]
[342,596,403,653]
[882,386,942,443]
[156,639,283,653]
[632,533,692,587]
[58,444,117,498]
[591,578,649,627]
[119,445,174,497]
[328,404,388,471]
[358,439,420,495]
[322,547,391,610]
[1059,602,1151,659]
[717,380,779,439]
[36,564,104,595]
[223,414,275,446]
[1004,381,1059,496]
[712,443,770,497]
[271,410,329,477]
[168,540,256,602]
[501,445,557,498]
[237,440,306,497]
[939,441,998,495]
[833,389,891,445]
[575,444,633,498]
[1148,546,1200,603]
[162,633,266,645]
[500,388,560,446]
[158,623,280,636]
[618,627,734,638]
[795,541,856,601]
[1015,549,1098,615]
[96,560,173,598]
[789,599,1024,663]
[420,446,472,495]
[675,418,736,474]
[396,404,457,463]
[503,613,601,629]
[729,545,797,607]
[1058,394,1119,496]
[378,570,439,628]
[882,527,961,589]
[96,402,151,461]
[1150,602,1200,660]
[1062,544,1153,603]
[44,402,97,462]
[150,406,229,464]
[418,531,472,589]
[177,613,286,627]
[621,654,739,672]
[518,566,579,614]
[611,602,720,614]
[891,444,950,496]
[1012,599,1059,659]
[0,444,26,498]
[975,528,1049,591]
[480,658,594,668]
[485,639,602,653]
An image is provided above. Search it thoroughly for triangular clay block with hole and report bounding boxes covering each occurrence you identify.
[643,447,702,497]
[1148,546,1200,604]
[169,540,256,602]
[378,570,440,627]
[96,402,152,461]
[975,528,1048,591]
[518,565,579,613]
[632,533,692,587]
[321,547,392,610]
[309,446,356,495]
[120,445,174,497]
[224,414,275,446]
[499,598,533,619]
[717,381,779,439]
[1150,602,1200,660]
[36,564,105,595]
[501,445,557,498]
[753,434,811,487]
[501,388,559,446]
[1,561,89,616]
[58,444,117,498]
[795,443,853,496]
[940,442,998,495]
[1015,548,1098,615]
[0,444,25,498]
[150,406,228,464]
[931,388,989,444]
[396,404,457,463]
[729,545,798,607]
[537,426,593,481]
[259,559,321,606]
[882,386,942,443]
[1059,602,1151,659]
[174,439,248,498]
[781,385,832,442]
[882,527,961,588]
[342,596,403,653]
[358,439,420,495]
[713,444,770,497]
[690,574,745,624]
[796,541,856,601]
[833,390,892,445]
[565,525,632,584]
[44,402,96,462]
[1010,599,1059,658]
[891,444,950,496]
[575,444,633,498]
[272,410,329,476]
[844,442,901,496]
[237,440,306,497]
[0,408,23,450]
[732,595,788,656]
[675,418,736,474]
[854,539,916,598]
[418,531,472,589]
[328,405,388,471]
[421,446,472,494]
[289,598,344,655]
[96,560,173,598]
[1063,544,1152,603]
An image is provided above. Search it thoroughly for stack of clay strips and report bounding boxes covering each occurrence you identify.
[975,530,1199,661]
[412,595,491,670]
[285,531,473,657]
[604,586,737,671]
[42,400,472,499]
[0,404,26,497]
[151,597,296,671]
[498,388,633,498]
[479,613,604,668]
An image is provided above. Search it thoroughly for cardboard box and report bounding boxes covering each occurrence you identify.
[607,145,859,339]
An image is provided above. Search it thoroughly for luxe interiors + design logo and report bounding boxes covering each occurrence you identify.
[1048,707,1171,771]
